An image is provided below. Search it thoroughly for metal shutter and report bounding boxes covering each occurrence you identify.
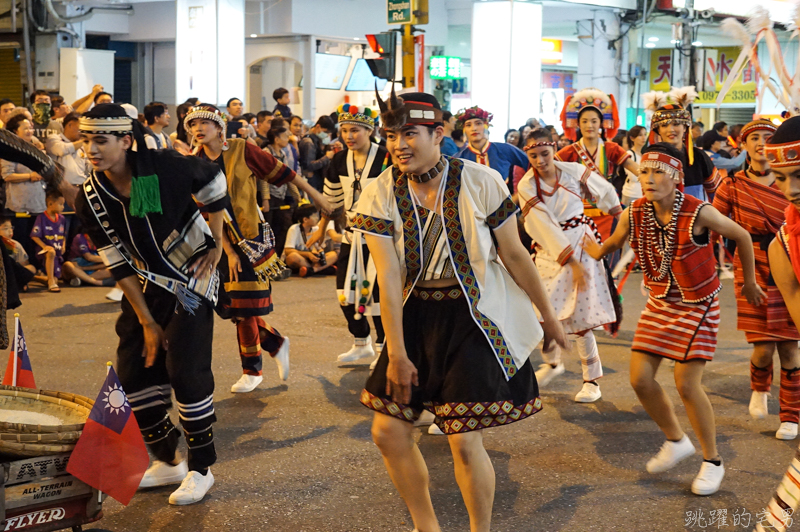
[718,107,756,125]
[0,49,22,103]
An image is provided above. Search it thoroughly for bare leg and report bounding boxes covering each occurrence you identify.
[63,262,103,286]
[674,359,717,460]
[630,351,684,441]
[312,251,338,273]
[371,414,440,532]
[448,431,495,532]
[777,341,800,370]
[284,253,311,270]
[43,248,56,285]
[751,342,776,375]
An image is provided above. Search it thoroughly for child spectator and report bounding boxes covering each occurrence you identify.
[284,204,337,277]
[0,216,36,289]
[63,232,112,287]
[273,88,291,118]
[30,189,66,292]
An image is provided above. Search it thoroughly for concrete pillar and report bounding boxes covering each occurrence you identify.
[303,35,316,121]
[175,0,244,106]
[576,9,624,126]
[471,1,542,133]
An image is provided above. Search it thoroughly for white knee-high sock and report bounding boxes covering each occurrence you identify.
[541,343,562,366]
[575,331,603,382]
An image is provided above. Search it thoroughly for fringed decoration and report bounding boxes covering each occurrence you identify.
[129,174,163,217]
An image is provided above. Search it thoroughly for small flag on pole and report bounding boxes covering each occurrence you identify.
[2,314,35,388]
[67,363,149,505]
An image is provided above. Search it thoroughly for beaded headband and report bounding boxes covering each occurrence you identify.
[337,103,379,128]
[523,141,556,152]
[184,105,228,150]
[78,116,132,135]
[640,152,683,182]
[651,106,692,129]
[740,120,776,143]
[765,140,800,168]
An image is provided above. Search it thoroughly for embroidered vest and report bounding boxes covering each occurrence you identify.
[629,193,720,303]
[222,139,260,240]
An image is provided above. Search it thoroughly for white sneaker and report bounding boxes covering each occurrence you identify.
[646,435,696,473]
[535,362,565,388]
[69,277,81,287]
[749,391,770,420]
[414,410,436,427]
[168,470,215,505]
[337,337,375,363]
[273,337,290,381]
[231,374,263,393]
[105,287,124,302]
[427,423,444,435]
[776,422,799,440]
[574,382,601,403]
[139,460,188,489]
[691,461,725,496]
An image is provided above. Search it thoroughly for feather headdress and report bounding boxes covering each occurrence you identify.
[375,83,443,130]
[559,87,620,141]
[644,86,695,165]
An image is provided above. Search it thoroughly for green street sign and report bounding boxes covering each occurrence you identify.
[387,0,411,24]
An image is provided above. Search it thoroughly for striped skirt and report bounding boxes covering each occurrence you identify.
[733,244,800,343]
[631,288,720,362]
[214,247,273,320]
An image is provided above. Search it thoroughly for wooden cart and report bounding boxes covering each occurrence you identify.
[0,452,108,532]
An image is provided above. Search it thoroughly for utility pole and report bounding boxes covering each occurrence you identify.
[679,0,694,88]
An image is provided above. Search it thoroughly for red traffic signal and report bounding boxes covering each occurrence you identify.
[365,32,396,81]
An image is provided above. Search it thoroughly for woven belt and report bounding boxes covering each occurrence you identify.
[559,214,603,243]
[412,286,463,301]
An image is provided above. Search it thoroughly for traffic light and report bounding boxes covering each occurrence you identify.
[366,32,396,80]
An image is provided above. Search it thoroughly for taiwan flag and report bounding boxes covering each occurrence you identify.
[2,316,35,388]
[67,366,149,505]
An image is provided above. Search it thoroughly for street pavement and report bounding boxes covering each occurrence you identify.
[13,273,794,531]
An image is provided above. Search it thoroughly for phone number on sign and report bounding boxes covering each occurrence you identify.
[699,90,756,102]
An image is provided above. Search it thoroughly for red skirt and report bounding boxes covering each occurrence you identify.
[631,288,720,362]
[733,243,800,343]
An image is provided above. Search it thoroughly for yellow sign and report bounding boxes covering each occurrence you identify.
[541,39,563,65]
[649,47,756,105]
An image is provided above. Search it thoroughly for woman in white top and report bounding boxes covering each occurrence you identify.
[517,129,622,403]
[621,125,647,206]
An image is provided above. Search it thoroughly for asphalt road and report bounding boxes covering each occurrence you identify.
[13,273,793,532]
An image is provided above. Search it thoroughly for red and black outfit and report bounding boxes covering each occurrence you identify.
[629,192,721,361]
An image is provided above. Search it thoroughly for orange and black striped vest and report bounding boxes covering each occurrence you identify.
[630,193,720,303]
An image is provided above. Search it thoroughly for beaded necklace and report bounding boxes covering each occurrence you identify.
[639,191,684,282]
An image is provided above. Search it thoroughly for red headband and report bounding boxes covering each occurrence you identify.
[523,141,556,152]
[765,140,800,168]
[640,151,684,173]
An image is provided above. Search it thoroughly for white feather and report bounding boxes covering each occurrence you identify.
[747,6,773,34]
[669,86,699,107]
[720,17,752,46]
[642,91,665,112]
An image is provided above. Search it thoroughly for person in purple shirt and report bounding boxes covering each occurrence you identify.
[63,233,112,287]
[455,106,529,192]
[30,189,66,292]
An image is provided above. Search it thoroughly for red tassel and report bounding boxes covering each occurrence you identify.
[560,96,577,141]
[606,94,620,141]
